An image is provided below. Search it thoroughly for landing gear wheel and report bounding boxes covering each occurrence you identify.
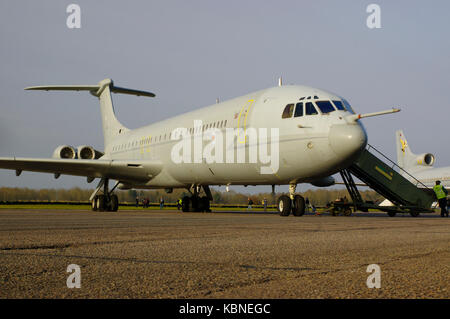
[97,195,106,212]
[92,195,98,211]
[410,211,420,217]
[191,196,200,212]
[277,195,291,216]
[110,194,119,212]
[387,211,396,217]
[344,208,352,216]
[200,196,210,212]
[292,195,305,216]
[182,196,191,212]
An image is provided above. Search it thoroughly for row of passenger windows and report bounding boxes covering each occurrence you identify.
[112,119,228,152]
[281,100,346,119]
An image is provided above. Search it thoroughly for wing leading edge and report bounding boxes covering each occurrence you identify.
[0,157,162,184]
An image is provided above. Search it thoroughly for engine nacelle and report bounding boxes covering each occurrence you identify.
[52,145,76,159]
[310,176,336,187]
[416,153,435,167]
[76,145,104,160]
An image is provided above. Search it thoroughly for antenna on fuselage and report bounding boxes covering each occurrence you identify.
[278,77,283,87]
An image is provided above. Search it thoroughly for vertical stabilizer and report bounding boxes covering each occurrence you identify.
[94,79,129,150]
[396,130,413,169]
[25,78,155,152]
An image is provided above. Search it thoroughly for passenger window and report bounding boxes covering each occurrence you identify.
[294,103,303,117]
[305,102,318,115]
[332,100,346,111]
[282,104,294,118]
[315,101,336,114]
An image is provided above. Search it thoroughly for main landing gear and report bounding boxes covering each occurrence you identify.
[181,185,212,213]
[277,184,306,217]
[91,178,119,212]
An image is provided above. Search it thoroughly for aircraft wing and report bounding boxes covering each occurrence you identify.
[0,157,162,183]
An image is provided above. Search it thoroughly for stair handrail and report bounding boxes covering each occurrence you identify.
[366,144,431,189]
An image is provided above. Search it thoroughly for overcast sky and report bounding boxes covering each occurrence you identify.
[1,0,449,194]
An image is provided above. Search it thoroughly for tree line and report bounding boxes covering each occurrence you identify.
[0,187,383,206]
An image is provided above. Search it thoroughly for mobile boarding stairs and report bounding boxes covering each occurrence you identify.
[335,145,436,217]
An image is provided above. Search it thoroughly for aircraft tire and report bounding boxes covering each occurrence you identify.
[182,196,191,212]
[97,195,106,212]
[409,211,420,217]
[344,208,352,216]
[191,196,200,212]
[200,196,210,212]
[277,195,291,216]
[110,194,119,212]
[387,211,396,217]
[92,196,98,211]
[292,195,305,216]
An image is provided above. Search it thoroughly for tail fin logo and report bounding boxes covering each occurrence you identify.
[399,135,408,153]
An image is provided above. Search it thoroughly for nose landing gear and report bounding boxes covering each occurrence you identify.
[277,183,306,217]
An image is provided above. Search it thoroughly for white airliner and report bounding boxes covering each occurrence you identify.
[0,78,399,215]
[396,130,450,188]
[379,129,449,208]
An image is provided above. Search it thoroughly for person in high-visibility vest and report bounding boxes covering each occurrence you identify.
[433,180,448,217]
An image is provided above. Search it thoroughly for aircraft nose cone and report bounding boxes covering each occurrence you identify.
[329,124,367,159]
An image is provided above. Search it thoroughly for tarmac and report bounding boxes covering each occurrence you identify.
[0,208,449,298]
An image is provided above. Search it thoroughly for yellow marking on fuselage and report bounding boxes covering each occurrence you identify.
[237,99,255,144]
[146,135,151,153]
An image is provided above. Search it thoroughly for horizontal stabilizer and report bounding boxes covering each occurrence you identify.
[25,79,155,97]
[110,86,155,97]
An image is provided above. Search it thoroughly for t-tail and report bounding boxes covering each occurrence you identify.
[396,130,435,173]
[25,78,155,151]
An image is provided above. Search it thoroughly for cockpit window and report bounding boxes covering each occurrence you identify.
[332,100,346,111]
[342,99,355,114]
[294,102,303,117]
[315,101,335,114]
[282,103,294,118]
[305,102,318,115]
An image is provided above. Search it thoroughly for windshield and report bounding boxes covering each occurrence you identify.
[342,99,355,114]
[305,102,318,115]
[281,104,294,118]
[332,100,346,111]
[294,102,303,117]
[315,101,335,114]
